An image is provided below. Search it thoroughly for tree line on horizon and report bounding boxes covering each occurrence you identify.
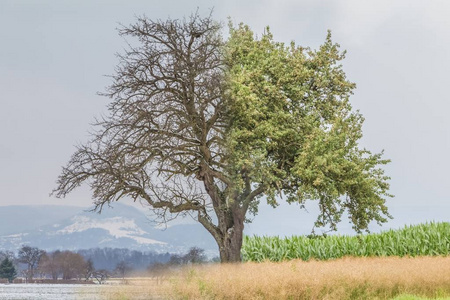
[0,245,210,283]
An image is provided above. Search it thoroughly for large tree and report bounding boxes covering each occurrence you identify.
[39,251,60,280]
[55,251,87,280]
[53,13,391,262]
[18,245,44,282]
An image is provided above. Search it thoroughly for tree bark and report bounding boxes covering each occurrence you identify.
[216,209,245,263]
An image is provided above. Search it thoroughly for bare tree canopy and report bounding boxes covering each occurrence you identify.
[39,250,87,280]
[114,261,132,279]
[53,12,392,262]
[18,245,44,282]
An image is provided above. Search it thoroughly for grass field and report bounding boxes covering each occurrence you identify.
[101,256,450,300]
[392,296,450,300]
[242,222,450,262]
[98,223,450,299]
[93,278,165,300]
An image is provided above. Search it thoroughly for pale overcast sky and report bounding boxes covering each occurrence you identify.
[0,1,449,235]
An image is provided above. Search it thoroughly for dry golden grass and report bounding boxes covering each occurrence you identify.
[90,278,170,300]
[168,256,450,300]
[99,256,450,300]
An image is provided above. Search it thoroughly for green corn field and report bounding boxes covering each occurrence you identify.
[242,222,450,262]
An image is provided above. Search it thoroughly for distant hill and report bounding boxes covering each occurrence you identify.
[0,203,217,255]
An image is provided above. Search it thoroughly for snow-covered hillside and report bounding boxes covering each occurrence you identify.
[0,203,216,254]
[56,216,166,245]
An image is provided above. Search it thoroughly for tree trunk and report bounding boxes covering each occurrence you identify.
[27,268,33,283]
[217,210,245,263]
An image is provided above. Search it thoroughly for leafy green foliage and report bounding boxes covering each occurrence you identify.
[0,257,17,283]
[225,23,392,232]
[242,222,450,262]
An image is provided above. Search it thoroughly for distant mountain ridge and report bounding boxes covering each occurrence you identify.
[0,203,217,255]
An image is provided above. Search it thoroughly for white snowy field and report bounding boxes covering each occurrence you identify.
[0,284,102,300]
[0,282,164,300]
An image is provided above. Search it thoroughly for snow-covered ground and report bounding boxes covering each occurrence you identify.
[0,284,102,300]
[0,283,164,300]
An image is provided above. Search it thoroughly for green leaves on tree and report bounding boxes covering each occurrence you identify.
[225,23,392,232]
